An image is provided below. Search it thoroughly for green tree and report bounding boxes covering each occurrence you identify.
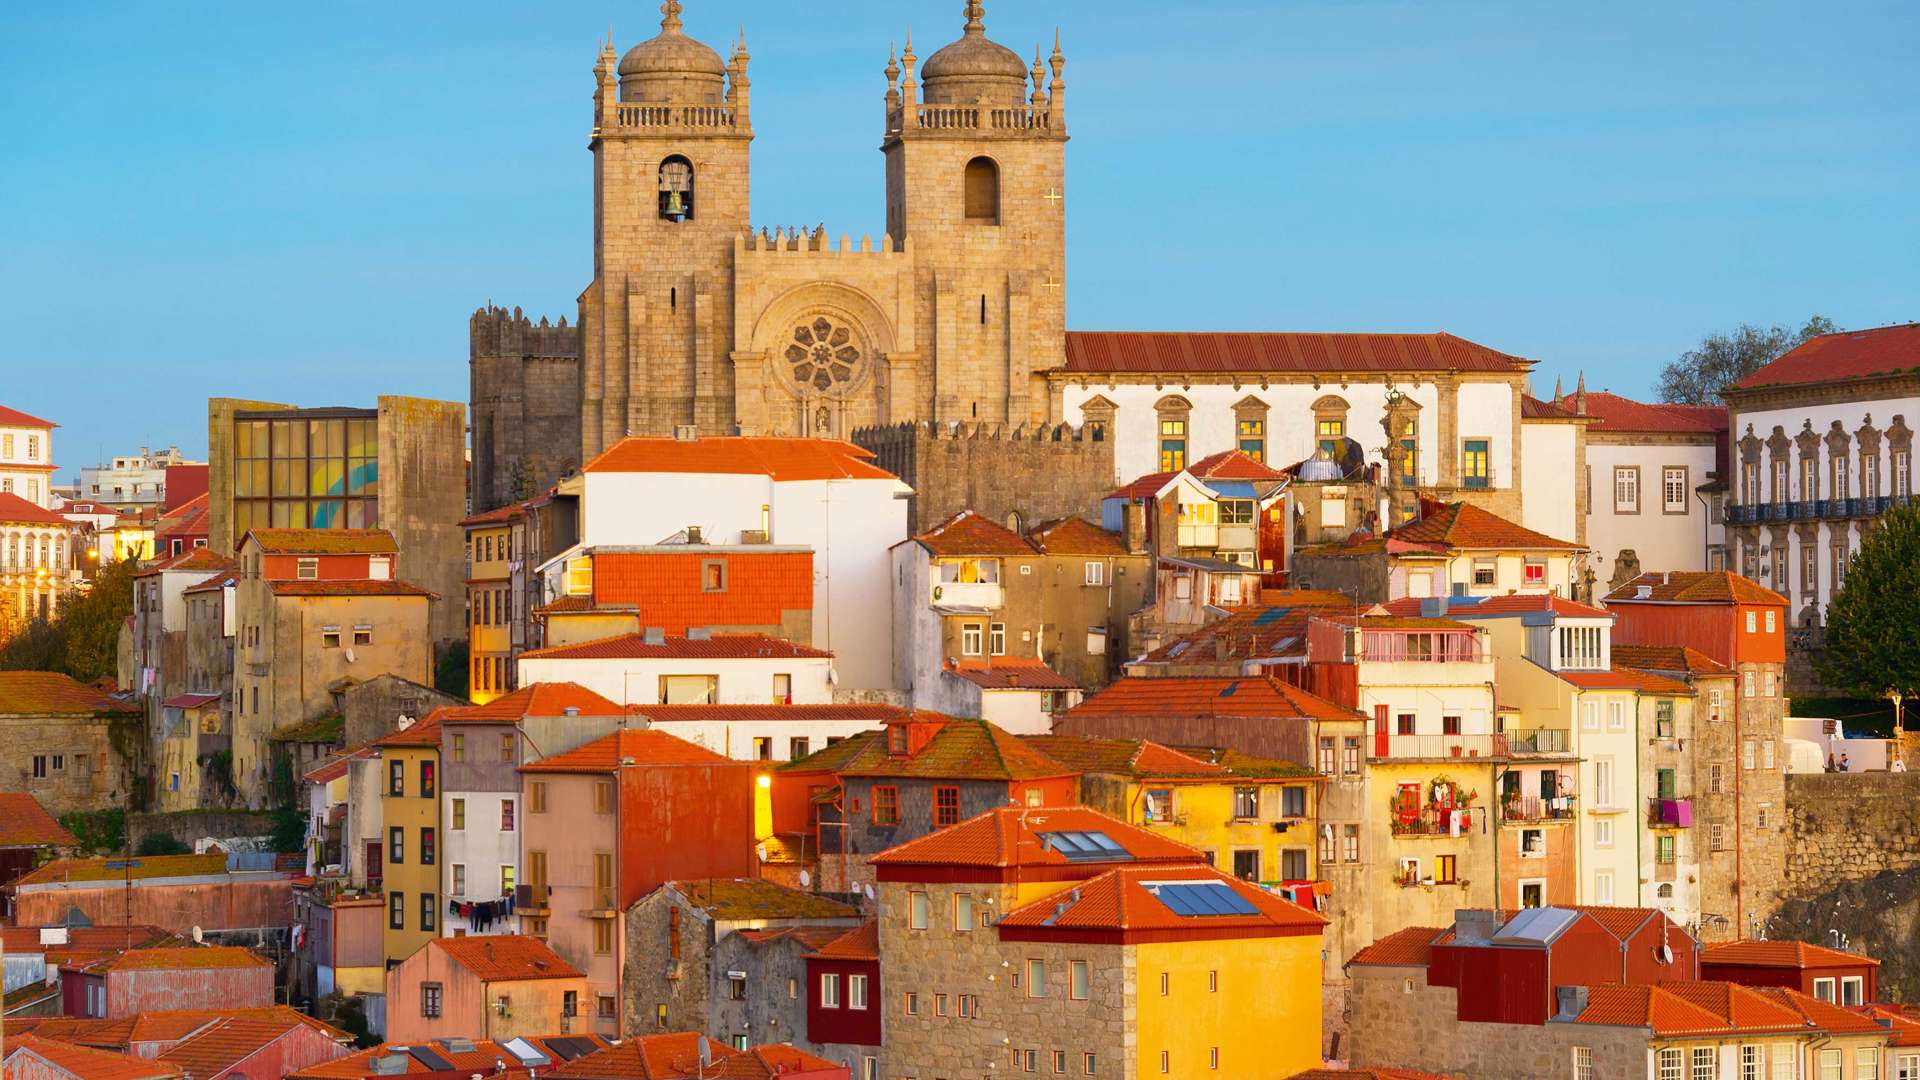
[1657,315,1838,405]
[1820,500,1920,723]
[135,832,192,856]
[435,639,470,700]
[0,557,137,681]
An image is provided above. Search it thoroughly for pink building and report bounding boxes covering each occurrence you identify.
[384,935,589,1046]
[62,946,273,1019]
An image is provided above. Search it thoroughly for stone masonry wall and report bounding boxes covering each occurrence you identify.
[470,306,582,513]
[854,421,1113,535]
[1782,773,1920,897]
[1349,966,1644,1080]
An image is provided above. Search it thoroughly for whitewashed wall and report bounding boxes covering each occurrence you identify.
[515,654,834,708]
[1584,441,1719,581]
[1519,422,1579,544]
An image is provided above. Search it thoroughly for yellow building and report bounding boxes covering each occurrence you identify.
[461,509,517,703]
[872,806,1328,1079]
[375,715,444,965]
[1026,735,1327,903]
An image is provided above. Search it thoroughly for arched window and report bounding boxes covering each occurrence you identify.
[964,157,999,224]
[1155,396,1192,472]
[659,155,695,222]
[1312,395,1351,456]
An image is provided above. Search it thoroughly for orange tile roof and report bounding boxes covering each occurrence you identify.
[124,1005,352,1045]
[733,925,845,951]
[1187,448,1293,481]
[586,549,813,633]
[947,658,1080,690]
[459,501,531,526]
[1753,986,1887,1034]
[1566,905,1672,941]
[182,569,239,594]
[0,671,133,715]
[243,528,399,555]
[156,1017,318,1079]
[521,728,736,773]
[0,792,79,848]
[806,921,879,961]
[267,579,436,598]
[1732,322,1920,390]
[1347,925,1448,967]
[132,546,233,577]
[1377,593,1613,620]
[431,934,584,981]
[910,509,1038,556]
[1557,666,1695,694]
[290,1035,609,1079]
[871,806,1205,870]
[1703,939,1881,970]
[1289,1071,1453,1080]
[1551,390,1727,434]
[1029,516,1131,557]
[435,682,625,722]
[1060,330,1530,375]
[1024,736,1229,778]
[998,864,1325,939]
[1610,645,1734,676]
[517,631,831,661]
[372,715,443,749]
[0,404,58,428]
[0,491,70,525]
[2,1034,182,1080]
[633,702,908,724]
[666,878,859,921]
[77,945,270,973]
[1571,983,1742,1036]
[1107,469,1178,500]
[0,926,172,955]
[1573,980,1886,1038]
[1521,394,1579,420]
[581,436,898,481]
[1605,571,1787,606]
[827,717,1077,782]
[1066,676,1365,721]
[546,1032,841,1079]
[1388,501,1581,550]
[15,852,232,885]
[1135,606,1320,666]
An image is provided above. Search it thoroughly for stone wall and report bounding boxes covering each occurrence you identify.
[1782,772,1920,897]
[129,810,278,850]
[853,421,1113,535]
[1348,965,1643,1080]
[341,675,462,749]
[469,306,582,513]
[1766,867,1920,1004]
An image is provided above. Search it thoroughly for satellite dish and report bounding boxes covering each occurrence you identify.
[799,870,811,888]
[191,926,203,944]
[1655,943,1674,965]
[755,843,768,862]
[863,883,875,900]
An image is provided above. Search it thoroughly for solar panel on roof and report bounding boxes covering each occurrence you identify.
[1219,682,1238,696]
[1168,642,1190,657]
[545,1037,598,1061]
[1253,607,1288,625]
[1038,831,1133,862]
[500,1039,549,1067]
[1152,881,1262,917]
[1085,832,1126,854]
[407,1046,455,1071]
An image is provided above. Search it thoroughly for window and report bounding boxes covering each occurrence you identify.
[1607,700,1625,731]
[1744,739,1757,770]
[321,627,341,648]
[420,827,435,865]
[353,627,373,646]
[1693,1048,1716,1080]
[1084,1054,1098,1075]
[1159,972,1169,996]
[529,781,547,814]
[1084,560,1105,586]
[389,827,404,864]
[1656,834,1676,864]
[1771,1045,1795,1080]
[868,785,900,826]
[989,623,1007,655]
[1757,803,1771,830]
[1159,418,1187,472]
[1658,1049,1684,1080]
[1397,712,1416,736]
[1317,737,1336,775]
[501,799,515,831]
[1070,959,1089,1000]
[1710,764,1724,794]
[821,973,841,1008]
[1237,417,1266,461]
[1342,824,1360,863]
[1813,977,1836,1002]
[451,734,466,763]
[909,891,929,930]
[389,760,405,796]
[751,736,772,761]
[963,156,1000,223]
[420,892,436,932]
[934,786,960,827]
[500,733,515,763]
[389,891,405,929]
[660,674,718,704]
[1710,823,1727,851]
[659,154,695,220]
[1231,849,1260,882]
[1343,737,1361,774]
[1843,975,1866,1006]
[962,623,984,656]
[700,559,727,592]
[1462,438,1491,489]
[1762,739,1775,769]
[786,736,810,761]
[1820,1050,1842,1080]
[1521,828,1545,859]
[592,917,614,955]
[1026,958,1046,997]
[1087,626,1107,654]
[420,761,435,798]
[1159,1051,1170,1074]
[1897,1054,1919,1080]
[1233,787,1259,820]
[1523,559,1546,585]
[1595,818,1614,848]
[501,865,515,895]
[1052,1051,1069,1075]
[1436,854,1457,883]
[1614,466,1642,513]
[1281,786,1307,818]
[934,992,948,1016]
[1472,559,1497,587]
[1595,758,1615,809]
[594,779,614,814]
[1860,1047,1880,1080]
[1739,1045,1763,1080]
[1664,466,1690,512]
[451,798,466,830]
[904,991,919,1015]
[297,557,319,580]
[849,973,869,1009]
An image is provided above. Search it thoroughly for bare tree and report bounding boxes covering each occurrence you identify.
[1657,315,1838,405]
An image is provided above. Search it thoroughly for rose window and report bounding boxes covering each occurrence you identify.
[786,317,862,393]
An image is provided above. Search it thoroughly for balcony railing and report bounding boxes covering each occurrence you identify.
[930,580,1002,609]
[1503,794,1578,822]
[1729,495,1912,525]
[1390,805,1480,837]
[1373,733,1505,760]
[1504,728,1571,755]
[1648,797,1693,828]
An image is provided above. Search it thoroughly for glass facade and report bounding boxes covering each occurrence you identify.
[233,411,379,534]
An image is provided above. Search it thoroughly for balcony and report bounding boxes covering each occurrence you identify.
[512,882,551,915]
[930,580,1002,610]
[1502,794,1578,823]
[1390,805,1480,837]
[1648,797,1693,828]
[1504,728,1572,755]
[1373,733,1505,761]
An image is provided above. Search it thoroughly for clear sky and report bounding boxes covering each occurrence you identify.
[4,1,1916,477]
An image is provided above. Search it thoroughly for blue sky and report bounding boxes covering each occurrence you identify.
[4,1,1915,476]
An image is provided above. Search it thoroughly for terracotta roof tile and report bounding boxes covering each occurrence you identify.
[182,570,238,594]
[1066,676,1365,721]
[1107,470,1177,501]
[0,926,171,955]
[1377,593,1612,620]
[1388,501,1580,550]
[998,864,1325,937]
[436,682,625,722]
[911,509,1039,556]
[132,547,232,578]
[1703,939,1881,970]
[372,715,443,749]
[1347,925,1448,967]
[0,491,70,525]
[243,528,399,555]
[666,878,858,921]
[1605,571,1787,606]
[15,852,235,885]
[291,1035,609,1079]
[521,728,736,773]
[1136,605,1322,666]
[0,404,58,428]
[947,658,1080,690]
[544,1033,839,1079]
[1551,390,1727,434]
[75,945,270,973]
[267,579,436,598]
[1608,645,1734,676]
[460,500,533,526]
[806,920,879,960]
[871,806,1205,870]
[1521,394,1580,420]
[1025,736,1317,780]
[1028,516,1131,557]
[831,717,1076,782]
[1731,323,1920,390]
[1570,983,1734,1036]
[0,671,134,716]
[1557,666,1695,693]
[581,436,898,481]
[432,934,583,981]
[0,793,79,848]
[156,1017,317,1079]
[518,631,831,661]
[1289,1071,1453,1080]
[1060,331,1530,376]
[634,702,907,724]
[2,1034,181,1080]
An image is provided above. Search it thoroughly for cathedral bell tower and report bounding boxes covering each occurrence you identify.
[883,1,1069,426]
[580,1,752,458]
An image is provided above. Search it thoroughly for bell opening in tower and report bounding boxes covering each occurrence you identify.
[964,156,1000,225]
[659,155,695,222]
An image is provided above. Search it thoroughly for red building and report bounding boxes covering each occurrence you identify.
[62,946,274,1019]
[1418,907,1698,1026]
[805,922,881,1052]
[1604,571,1788,669]
[0,792,77,885]
[1701,939,1879,1004]
[239,527,401,579]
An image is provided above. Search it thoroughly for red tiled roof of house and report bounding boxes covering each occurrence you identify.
[1557,666,1695,694]
[871,806,1205,870]
[134,547,234,578]
[1388,502,1580,551]
[2,1034,181,1080]
[998,864,1325,938]
[1135,605,1323,666]
[459,501,531,526]
[156,1017,317,1080]
[1550,390,1727,434]
[435,682,625,722]
[666,878,858,921]
[1521,394,1579,420]
[826,717,1076,782]
[1376,594,1613,619]
[432,934,583,981]
[0,491,70,525]
[1189,448,1291,481]
[160,692,221,709]
[1751,986,1887,1034]
[1289,1070,1453,1080]
[533,595,610,615]
[1066,676,1365,721]
[1571,983,1744,1036]
[1059,330,1530,375]
[16,852,232,886]
[1861,1005,1920,1047]
[586,550,813,631]
[291,1036,609,1079]
[76,945,269,973]
[243,528,399,555]
[581,436,898,481]
[546,1032,839,1080]
[517,631,831,661]
[910,509,1038,556]
[1608,645,1734,676]
[0,404,58,428]
[521,728,735,773]
[1730,323,1920,390]
[1702,939,1881,969]
[634,702,907,724]
[267,579,436,598]
[806,921,879,961]
[1024,736,1310,781]
[1605,571,1787,606]
[1107,469,1177,501]
[0,671,134,715]
[1028,516,1131,557]
[182,570,238,594]
[371,714,443,748]
[0,793,79,848]
[947,658,1080,690]
[1347,925,1448,967]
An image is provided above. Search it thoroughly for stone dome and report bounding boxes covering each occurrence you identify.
[618,1,728,104]
[919,2,1031,106]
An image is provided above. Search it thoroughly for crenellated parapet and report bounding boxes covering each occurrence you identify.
[469,305,580,360]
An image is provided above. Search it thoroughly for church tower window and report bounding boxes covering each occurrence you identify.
[659,156,695,221]
[964,157,1000,224]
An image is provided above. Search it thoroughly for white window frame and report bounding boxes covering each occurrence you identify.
[1084,561,1105,586]
[820,973,841,1009]
[1664,467,1689,512]
[1842,975,1866,1006]
[1614,466,1641,514]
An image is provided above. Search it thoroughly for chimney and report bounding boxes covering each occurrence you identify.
[1555,985,1590,1019]
[1453,909,1501,946]
[643,627,666,646]
[688,627,712,641]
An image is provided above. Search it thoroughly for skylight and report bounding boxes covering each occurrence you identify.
[1147,881,1262,917]
[1039,830,1132,862]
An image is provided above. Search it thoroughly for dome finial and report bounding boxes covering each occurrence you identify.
[963,0,985,35]
[660,0,684,33]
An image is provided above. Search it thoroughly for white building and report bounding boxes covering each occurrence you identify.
[1724,322,1919,625]
[1557,389,1728,588]
[0,405,58,510]
[78,445,201,513]
[630,701,910,763]
[565,435,911,689]
[515,631,835,710]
